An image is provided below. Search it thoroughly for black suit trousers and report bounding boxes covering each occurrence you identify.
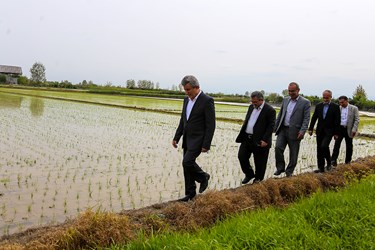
[332,126,353,164]
[316,132,333,170]
[182,148,206,197]
[238,138,270,181]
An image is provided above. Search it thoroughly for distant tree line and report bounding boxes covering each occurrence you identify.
[4,62,375,111]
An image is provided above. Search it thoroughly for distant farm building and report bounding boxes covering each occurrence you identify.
[0,65,23,84]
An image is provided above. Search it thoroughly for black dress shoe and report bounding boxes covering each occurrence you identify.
[331,161,337,167]
[199,174,210,193]
[326,165,332,171]
[274,169,285,176]
[285,173,292,177]
[314,169,324,173]
[252,179,261,184]
[178,195,195,202]
[241,176,250,184]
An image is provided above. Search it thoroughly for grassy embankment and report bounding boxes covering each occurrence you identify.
[1,157,374,249]
[123,174,375,249]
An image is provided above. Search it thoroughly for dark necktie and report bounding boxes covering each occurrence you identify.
[323,103,329,119]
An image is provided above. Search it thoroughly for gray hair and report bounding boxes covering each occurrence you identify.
[323,90,332,97]
[181,75,200,87]
[289,82,300,90]
[251,91,264,100]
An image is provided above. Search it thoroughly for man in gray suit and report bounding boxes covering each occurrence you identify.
[274,82,311,177]
[331,95,360,166]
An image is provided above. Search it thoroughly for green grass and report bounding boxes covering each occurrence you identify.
[120,175,375,249]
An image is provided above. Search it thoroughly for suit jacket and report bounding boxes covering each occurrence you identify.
[309,102,340,136]
[342,104,360,138]
[173,92,216,151]
[275,95,311,140]
[235,102,276,148]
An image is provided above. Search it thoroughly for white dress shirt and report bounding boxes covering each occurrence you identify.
[186,90,202,120]
[340,106,348,126]
[284,96,299,126]
[245,102,264,134]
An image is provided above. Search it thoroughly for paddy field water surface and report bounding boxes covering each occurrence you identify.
[0,90,374,236]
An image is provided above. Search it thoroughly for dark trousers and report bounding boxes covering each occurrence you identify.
[182,148,207,197]
[316,132,333,171]
[238,138,270,181]
[275,127,301,175]
[332,126,353,164]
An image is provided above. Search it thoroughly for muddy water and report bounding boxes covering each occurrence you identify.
[0,92,374,236]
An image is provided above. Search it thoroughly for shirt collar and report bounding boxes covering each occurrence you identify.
[292,96,300,102]
[254,102,265,110]
[190,90,202,101]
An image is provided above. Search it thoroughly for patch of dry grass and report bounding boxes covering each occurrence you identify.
[1,156,375,249]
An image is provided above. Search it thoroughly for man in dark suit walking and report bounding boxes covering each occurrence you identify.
[274,82,311,177]
[308,90,340,173]
[172,75,216,202]
[236,91,276,184]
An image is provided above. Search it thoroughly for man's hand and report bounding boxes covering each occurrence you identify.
[259,140,268,148]
[297,132,305,140]
[172,140,178,148]
[352,131,357,137]
[201,148,209,153]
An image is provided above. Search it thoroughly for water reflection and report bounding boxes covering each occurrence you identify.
[0,92,23,109]
[29,97,45,117]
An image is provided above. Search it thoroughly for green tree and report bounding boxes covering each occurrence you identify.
[17,76,29,85]
[282,89,288,97]
[352,84,368,110]
[126,79,136,89]
[30,62,46,83]
[267,92,281,103]
[137,80,154,89]
[0,74,6,83]
[353,84,367,101]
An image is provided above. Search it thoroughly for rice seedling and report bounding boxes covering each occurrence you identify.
[0,90,374,236]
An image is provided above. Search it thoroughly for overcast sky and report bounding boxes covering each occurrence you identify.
[2,0,375,98]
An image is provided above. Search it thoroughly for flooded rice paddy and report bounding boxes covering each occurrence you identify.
[0,90,374,236]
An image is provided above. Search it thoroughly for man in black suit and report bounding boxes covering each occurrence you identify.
[236,91,276,184]
[308,90,340,173]
[172,75,216,202]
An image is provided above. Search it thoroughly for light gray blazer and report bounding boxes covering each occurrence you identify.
[275,95,311,140]
[342,104,360,138]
